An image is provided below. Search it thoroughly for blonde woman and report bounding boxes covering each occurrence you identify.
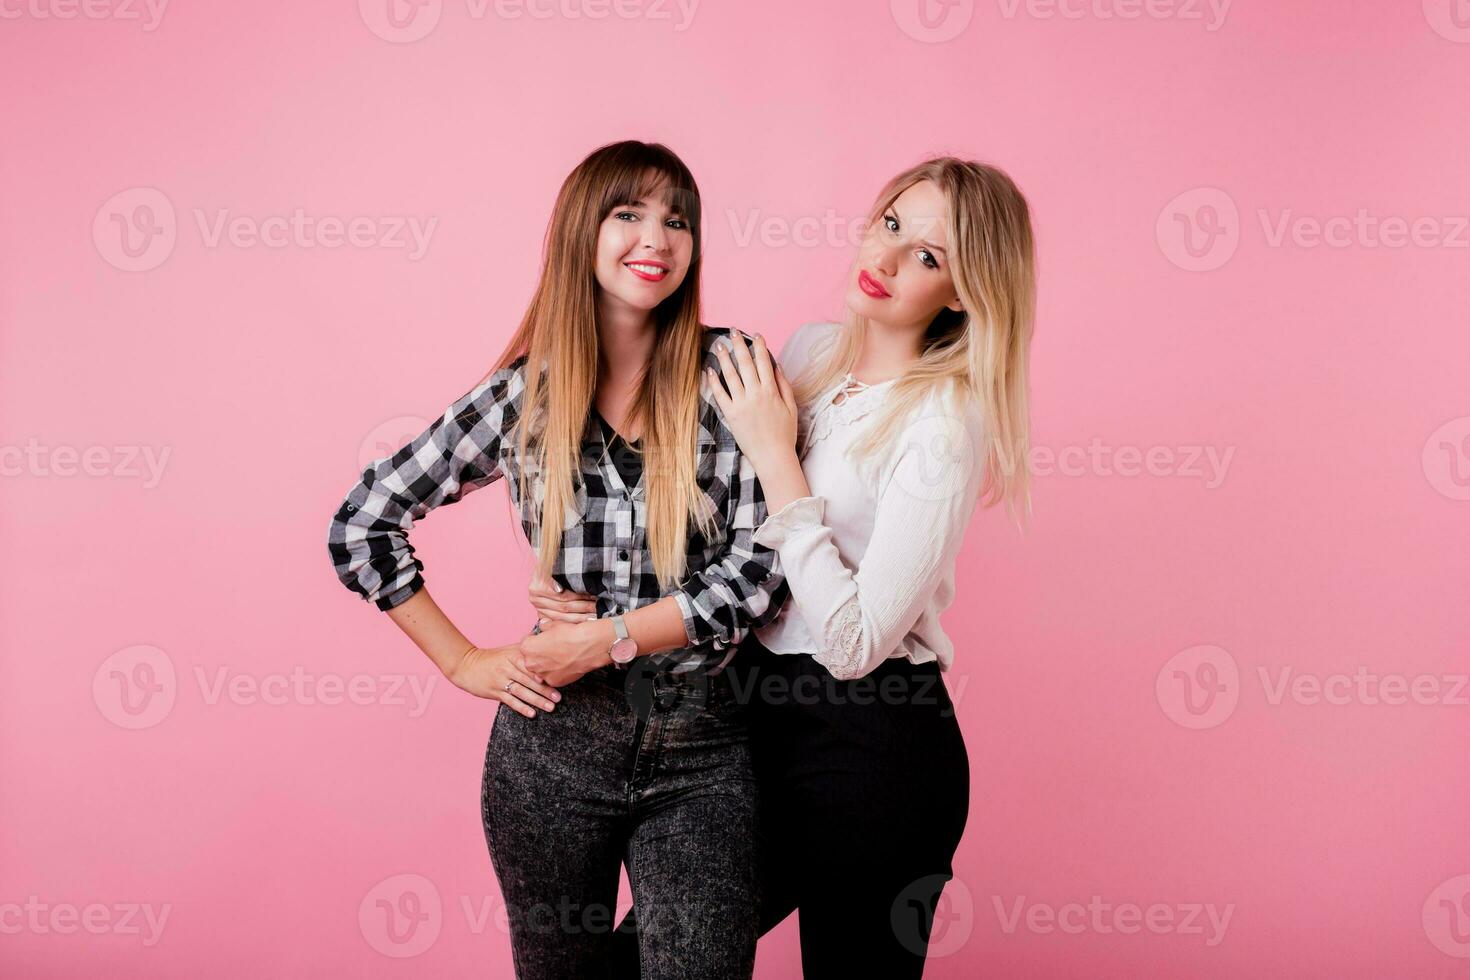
[551,157,1036,977]
[327,141,787,979]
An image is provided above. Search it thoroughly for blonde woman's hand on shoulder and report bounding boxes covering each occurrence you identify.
[708,329,799,471]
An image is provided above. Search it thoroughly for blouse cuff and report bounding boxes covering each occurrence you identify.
[752,496,826,548]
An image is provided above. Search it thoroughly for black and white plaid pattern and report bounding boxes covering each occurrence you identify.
[327,327,788,675]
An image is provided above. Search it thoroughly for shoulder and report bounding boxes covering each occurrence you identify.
[698,325,751,371]
[777,320,841,377]
[474,354,529,399]
[455,355,530,431]
[887,383,986,502]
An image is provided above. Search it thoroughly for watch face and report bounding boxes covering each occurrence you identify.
[610,637,639,664]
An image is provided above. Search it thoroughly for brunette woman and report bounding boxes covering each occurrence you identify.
[328,140,787,980]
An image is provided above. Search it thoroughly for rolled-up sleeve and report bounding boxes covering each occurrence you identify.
[327,366,521,611]
[672,447,789,650]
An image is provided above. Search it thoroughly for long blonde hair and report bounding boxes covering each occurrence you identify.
[792,157,1036,525]
[485,141,716,586]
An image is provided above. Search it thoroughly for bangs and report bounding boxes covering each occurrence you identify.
[596,150,701,228]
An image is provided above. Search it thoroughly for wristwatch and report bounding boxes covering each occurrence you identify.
[609,615,639,666]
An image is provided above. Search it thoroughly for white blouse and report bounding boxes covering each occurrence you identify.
[753,321,987,680]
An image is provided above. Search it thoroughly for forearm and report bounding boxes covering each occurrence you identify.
[749,448,812,517]
[384,587,476,678]
[622,595,693,657]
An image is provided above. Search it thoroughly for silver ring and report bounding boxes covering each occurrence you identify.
[505,679,516,693]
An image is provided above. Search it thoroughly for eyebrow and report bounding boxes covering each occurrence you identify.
[888,205,946,253]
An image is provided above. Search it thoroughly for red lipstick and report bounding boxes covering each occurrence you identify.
[858,269,891,299]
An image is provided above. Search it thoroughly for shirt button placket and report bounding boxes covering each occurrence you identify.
[615,495,634,601]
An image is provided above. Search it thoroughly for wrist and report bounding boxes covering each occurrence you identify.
[755,452,810,515]
[748,442,796,474]
[581,618,617,668]
[446,641,477,684]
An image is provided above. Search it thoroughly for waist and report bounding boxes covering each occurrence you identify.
[755,612,953,672]
[582,653,739,712]
[728,635,956,719]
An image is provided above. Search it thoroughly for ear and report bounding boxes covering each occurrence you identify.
[945,294,964,313]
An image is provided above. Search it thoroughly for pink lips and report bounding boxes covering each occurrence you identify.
[858,269,891,299]
[625,260,669,282]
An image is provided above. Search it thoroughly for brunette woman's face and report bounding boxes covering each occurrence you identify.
[845,179,964,329]
[594,179,694,317]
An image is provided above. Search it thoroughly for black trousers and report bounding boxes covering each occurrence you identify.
[611,635,971,979]
[484,662,760,979]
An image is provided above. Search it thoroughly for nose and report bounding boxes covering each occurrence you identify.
[640,219,671,254]
[873,241,900,277]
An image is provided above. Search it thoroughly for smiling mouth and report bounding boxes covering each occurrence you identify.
[625,261,669,282]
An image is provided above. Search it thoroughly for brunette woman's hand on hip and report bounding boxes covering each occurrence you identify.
[449,644,561,718]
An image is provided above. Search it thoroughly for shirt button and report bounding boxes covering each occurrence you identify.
[619,550,629,561]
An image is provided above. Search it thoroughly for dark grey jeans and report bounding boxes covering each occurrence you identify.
[481,659,759,980]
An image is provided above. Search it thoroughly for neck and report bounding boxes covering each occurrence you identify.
[852,317,925,384]
[596,300,657,388]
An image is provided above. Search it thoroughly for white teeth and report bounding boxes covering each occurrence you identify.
[627,263,666,275]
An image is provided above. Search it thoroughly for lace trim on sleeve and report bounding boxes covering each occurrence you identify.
[816,600,867,680]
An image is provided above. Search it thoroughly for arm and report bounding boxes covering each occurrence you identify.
[327,368,518,610]
[753,413,981,680]
[669,446,789,649]
[326,366,560,715]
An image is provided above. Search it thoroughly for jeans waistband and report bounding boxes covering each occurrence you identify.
[583,657,735,712]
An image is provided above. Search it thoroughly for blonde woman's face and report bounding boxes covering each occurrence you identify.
[594,179,694,317]
[846,179,963,330]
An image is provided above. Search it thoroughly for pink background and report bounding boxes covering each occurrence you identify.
[3,1,1468,977]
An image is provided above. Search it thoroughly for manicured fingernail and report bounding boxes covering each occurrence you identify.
[585,614,596,621]
[553,581,563,593]
[552,692,561,702]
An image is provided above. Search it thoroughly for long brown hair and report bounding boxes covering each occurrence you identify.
[485,141,716,586]
[793,157,1036,525]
